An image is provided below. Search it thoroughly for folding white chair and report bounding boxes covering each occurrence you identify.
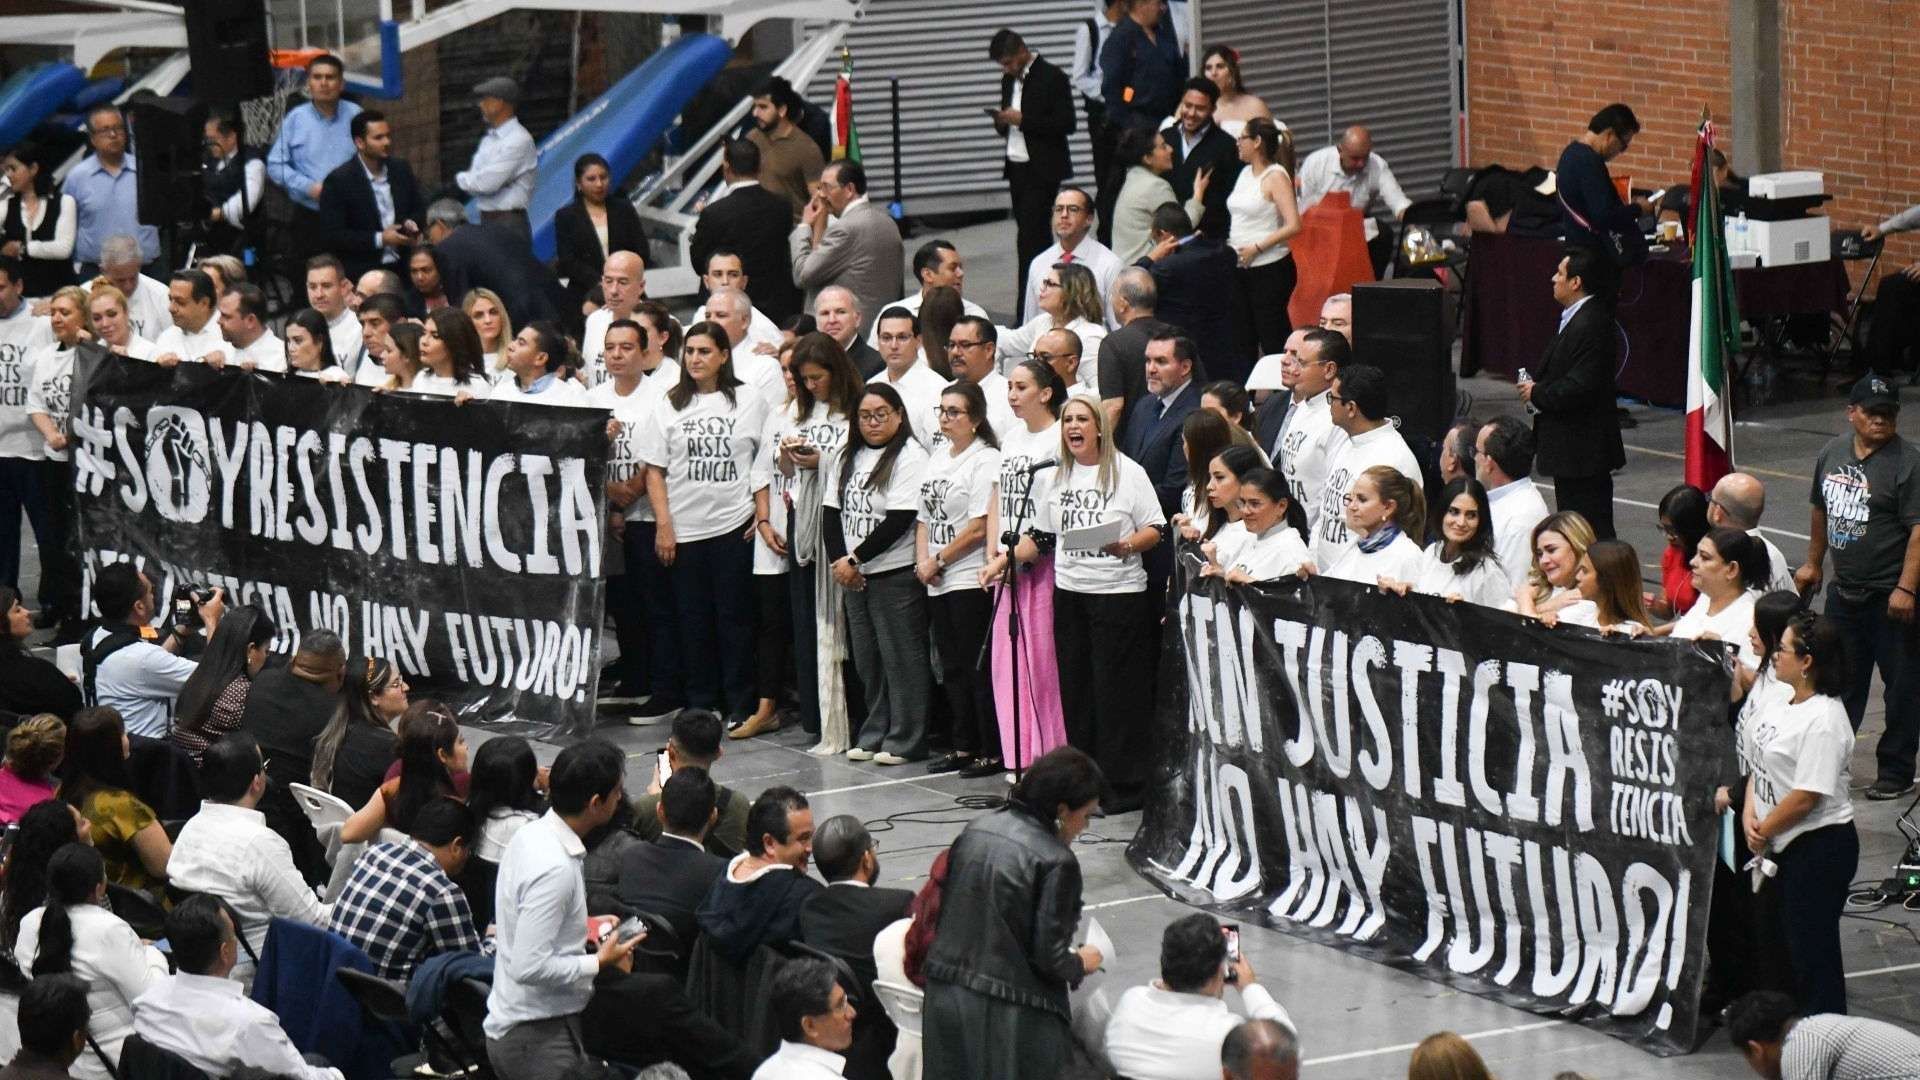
[287,782,353,838]
[870,979,924,1080]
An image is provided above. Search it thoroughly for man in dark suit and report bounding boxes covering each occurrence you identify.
[690,139,803,321]
[422,199,567,329]
[316,110,426,281]
[1122,332,1203,520]
[1098,267,1174,439]
[1520,244,1624,538]
[990,29,1077,304]
[615,766,728,975]
[1166,78,1241,239]
[799,816,913,1080]
[1136,202,1240,382]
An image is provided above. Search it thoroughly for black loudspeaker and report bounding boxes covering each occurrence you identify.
[184,0,275,102]
[1352,279,1456,449]
[131,96,206,228]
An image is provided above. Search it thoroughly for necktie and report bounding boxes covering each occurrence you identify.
[1060,250,1074,264]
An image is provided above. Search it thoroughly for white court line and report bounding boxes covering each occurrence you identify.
[804,771,967,798]
[1086,893,1165,911]
[1301,1019,1563,1067]
[1845,960,1920,980]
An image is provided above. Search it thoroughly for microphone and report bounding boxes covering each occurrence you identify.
[1019,460,1059,476]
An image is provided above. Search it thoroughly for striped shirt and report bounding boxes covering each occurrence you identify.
[1784,1014,1920,1080]
[328,839,486,980]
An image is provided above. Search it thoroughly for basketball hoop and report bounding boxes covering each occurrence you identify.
[239,63,308,151]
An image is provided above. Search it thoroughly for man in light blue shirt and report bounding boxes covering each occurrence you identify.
[484,740,638,1080]
[267,54,361,252]
[67,105,158,274]
[456,77,537,238]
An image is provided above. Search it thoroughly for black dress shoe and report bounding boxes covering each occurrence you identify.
[924,752,971,774]
[1867,779,1915,801]
[958,757,1005,779]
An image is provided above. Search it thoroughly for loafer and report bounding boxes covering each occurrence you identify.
[1866,779,1915,801]
[729,712,783,740]
[845,747,876,761]
[872,752,913,766]
[958,757,1005,779]
[924,752,971,774]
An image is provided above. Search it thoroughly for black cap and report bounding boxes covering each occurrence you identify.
[1849,371,1900,411]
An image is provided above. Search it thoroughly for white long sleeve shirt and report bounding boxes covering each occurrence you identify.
[1296,146,1412,240]
[457,116,537,211]
[1486,476,1551,589]
[152,321,228,365]
[167,801,329,959]
[134,973,344,1080]
[1103,982,1295,1080]
[484,810,600,1039]
[17,903,170,1080]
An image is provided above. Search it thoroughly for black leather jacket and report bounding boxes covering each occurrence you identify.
[922,805,1085,1018]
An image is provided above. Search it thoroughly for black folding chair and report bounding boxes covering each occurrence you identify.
[442,976,498,1080]
[105,883,169,942]
[334,968,428,1078]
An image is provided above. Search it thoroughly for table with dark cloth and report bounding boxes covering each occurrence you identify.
[1461,231,1851,406]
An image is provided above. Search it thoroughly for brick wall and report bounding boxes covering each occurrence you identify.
[1464,1,1734,194]
[1780,0,1920,280]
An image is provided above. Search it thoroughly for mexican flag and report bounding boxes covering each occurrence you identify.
[1684,114,1738,490]
[831,50,860,163]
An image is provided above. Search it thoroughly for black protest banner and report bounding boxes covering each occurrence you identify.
[1128,564,1733,1055]
[70,348,609,738]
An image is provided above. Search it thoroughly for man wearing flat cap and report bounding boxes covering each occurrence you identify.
[456,76,538,237]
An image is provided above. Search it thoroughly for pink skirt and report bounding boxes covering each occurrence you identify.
[989,557,1068,768]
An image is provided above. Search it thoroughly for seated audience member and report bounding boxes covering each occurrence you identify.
[799,815,913,1080]
[83,562,222,739]
[1727,989,1920,1079]
[61,706,171,898]
[582,787,643,918]
[754,958,858,1080]
[167,734,328,964]
[339,700,468,842]
[0,587,82,720]
[328,796,485,982]
[1406,1032,1494,1080]
[469,735,547,862]
[243,629,348,879]
[15,844,168,1080]
[616,766,727,962]
[1,974,91,1080]
[308,657,408,810]
[1222,1018,1299,1080]
[696,786,822,965]
[486,739,640,1080]
[582,927,760,1079]
[169,604,276,765]
[132,894,345,1080]
[0,714,65,827]
[2,801,86,958]
[631,710,750,858]
[1708,472,1798,595]
[1103,913,1295,1080]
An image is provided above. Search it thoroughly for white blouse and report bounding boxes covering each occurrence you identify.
[1408,543,1511,608]
[16,902,170,1080]
[1213,520,1311,580]
[1322,531,1424,586]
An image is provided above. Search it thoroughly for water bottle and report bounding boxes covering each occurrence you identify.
[1733,211,1750,255]
[1517,367,1537,415]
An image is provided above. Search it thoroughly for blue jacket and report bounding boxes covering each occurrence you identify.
[251,918,406,1080]
[406,950,494,1027]
[1099,18,1184,132]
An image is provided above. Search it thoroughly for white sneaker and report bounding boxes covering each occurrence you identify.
[872,752,911,766]
[845,747,875,761]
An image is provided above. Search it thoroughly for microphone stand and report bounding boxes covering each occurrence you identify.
[976,461,1051,788]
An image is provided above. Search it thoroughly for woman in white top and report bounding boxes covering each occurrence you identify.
[0,143,77,298]
[1226,117,1302,361]
[767,335,860,753]
[284,308,351,383]
[1318,465,1424,585]
[15,844,169,1080]
[641,320,769,723]
[1382,478,1509,607]
[1201,46,1271,139]
[1548,539,1654,636]
[1204,467,1311,583]
[1111,126,1208,265]
[85,285,157,361]
[404,308,493,399]
[1743,612,1858,1015]
[916,382,1005,777]
[827,383,933,765]
[467,736,545,862]
[995,263,1108,387]
[463,287,513,382]
[1662,527,1771,669]
[1173,417,1255,543]
[1012,395,1164,813]
[1508,511,1596,618]
[24,286,86,631]
[979,360,1071,770]
[376,322,428,391]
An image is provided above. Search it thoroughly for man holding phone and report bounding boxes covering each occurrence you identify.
[989,28,1077,303]
[318,109,427,280]
[1102,913,1295,1080]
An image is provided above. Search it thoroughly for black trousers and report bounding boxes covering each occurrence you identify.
[624,522,683,707]
[1007,161,1059,305]
[1822,584,1920,783]
[1866,270,1919,372]
[1230,254,1297,378]
[1054,588,1156,811]
[1087,101,1117,248]
[1550,471,1615,540]
[35,459,79,622]
[1367,221,1398,280]
[787,551,822,735]
[753,571,793,703]
[928,588,996,757]
[1768,822,1859,1015]
[666,526,757,716]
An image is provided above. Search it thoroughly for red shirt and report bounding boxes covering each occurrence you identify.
[1662,545,1699,614]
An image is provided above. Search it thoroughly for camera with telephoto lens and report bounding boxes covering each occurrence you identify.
[171,583,215,631]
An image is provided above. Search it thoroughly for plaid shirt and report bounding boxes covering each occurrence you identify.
[327,840,487,980]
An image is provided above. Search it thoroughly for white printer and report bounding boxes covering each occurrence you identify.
[1726,171,1830,267]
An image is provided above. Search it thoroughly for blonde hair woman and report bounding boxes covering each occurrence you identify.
[1512,510,1596,618]
[24,285,90,629]
[463,287,514,377]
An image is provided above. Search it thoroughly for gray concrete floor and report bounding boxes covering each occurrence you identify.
[21,219,1920,1075]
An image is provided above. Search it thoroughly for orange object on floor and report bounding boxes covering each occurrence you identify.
[1287,190,1375,329]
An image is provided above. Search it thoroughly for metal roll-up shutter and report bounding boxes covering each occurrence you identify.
[1194,0,1458,199]
[803,2,1098,215]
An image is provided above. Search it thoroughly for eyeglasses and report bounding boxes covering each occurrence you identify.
[1038,279,1060,290]
[91,125,127,137]
[1327,393,1348,405]
[947,339,987,351]
[1029,350,1077,363]
[1052,205,1087,216]
[937,406,968,419]
[857,409,897,423]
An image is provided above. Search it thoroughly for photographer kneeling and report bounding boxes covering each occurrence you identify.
[84,563,224,738]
